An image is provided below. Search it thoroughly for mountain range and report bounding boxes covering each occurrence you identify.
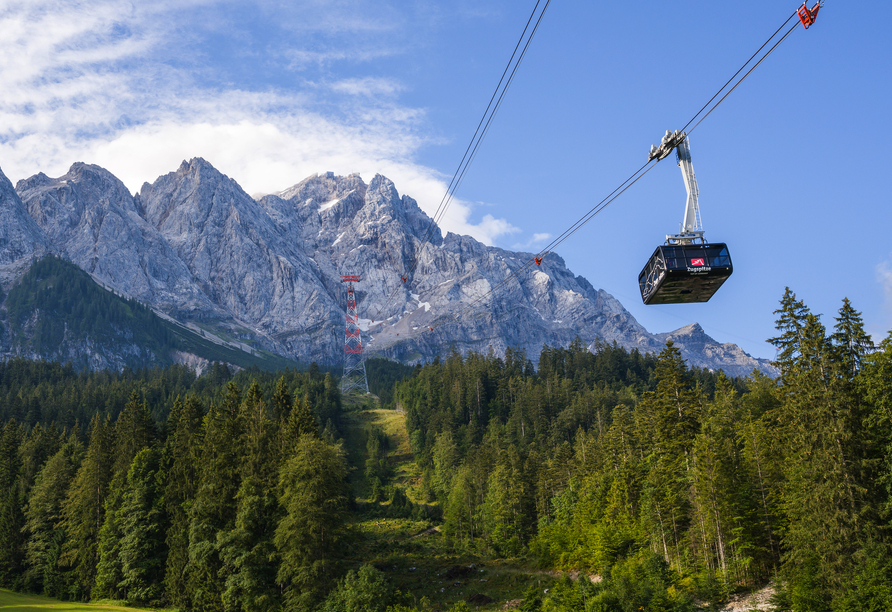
[0,158,775,378]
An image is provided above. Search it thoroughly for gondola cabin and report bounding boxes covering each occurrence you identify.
[638,243,732,305]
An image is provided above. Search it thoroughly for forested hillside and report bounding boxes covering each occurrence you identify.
[393,290,892,611]
[0,289,889,612]
[1,255,305,372]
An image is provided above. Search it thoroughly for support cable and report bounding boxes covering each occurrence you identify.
[367,0,552,323]
[438,6,807,327]
[365,4,815,354]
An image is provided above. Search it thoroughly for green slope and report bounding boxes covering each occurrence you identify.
[341,403,556,610]
[0,589,165,611]
[2,255,304,372]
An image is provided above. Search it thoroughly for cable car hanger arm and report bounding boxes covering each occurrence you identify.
[647,130,703,245]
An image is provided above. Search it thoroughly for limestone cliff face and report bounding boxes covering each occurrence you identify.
[15,163,215,317]
[3,160,775,376]
[136,158,342,359]
[0,167,45,269]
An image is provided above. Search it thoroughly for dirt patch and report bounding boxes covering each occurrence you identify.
[699,584,776,612]
[411,525,440,539]
[467,593,494,605]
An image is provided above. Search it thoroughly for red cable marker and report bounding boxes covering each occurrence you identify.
[797,1,821,29]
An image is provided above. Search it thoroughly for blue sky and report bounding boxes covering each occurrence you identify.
[1,0,889,360]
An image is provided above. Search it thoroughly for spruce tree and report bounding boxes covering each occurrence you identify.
[272,376,292,420]
[220,381,282,612]
[22,434,84,596]
[163,396,205,608]
[275,434,349,612]
[285,394,319,441]
[769,291,869,601]
[117,447,166,605]
[636,341,701,571]
[830,297,873,380]
[187,382,242,612]
[0,420,26,587]
[95,388,157,600]
[60,414,115,600]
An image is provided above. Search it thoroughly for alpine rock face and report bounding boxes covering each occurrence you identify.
[1,159,775,377]
[15,163,215,317]
[0,167,46,271]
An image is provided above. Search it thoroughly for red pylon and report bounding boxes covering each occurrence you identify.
[340,275,368,394]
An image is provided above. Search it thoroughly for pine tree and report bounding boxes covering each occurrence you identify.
[769,291,870,601]
[275,434,349,612]
[113,389,157,478]
[219,381,282,612]
[117,447,166,604]
[272,376,292,421]
[19,422,63,491]
[284,394,319,443]
[22,434,84,596]
[163,395,205,608]
[737,372,782,575]
[862,332,892,520]
[94,484,126,599]
[0,420,26,587]
[187,382,242,612]
[830,297,873,380]
[60,414,115,600]
[636,341,702,571]
[483,447,525,556]
[95,388,158,600]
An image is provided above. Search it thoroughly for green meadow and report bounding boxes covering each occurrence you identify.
[0,590,160,611]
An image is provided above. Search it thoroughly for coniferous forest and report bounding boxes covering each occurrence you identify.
[0,289,890,611]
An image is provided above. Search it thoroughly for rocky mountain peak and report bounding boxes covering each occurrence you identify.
[0,166,46,267]
[4,158,776,377]
[360,174,441,245]
[13,161,217,317]
[276,171,367,205]
[16,163,138,242]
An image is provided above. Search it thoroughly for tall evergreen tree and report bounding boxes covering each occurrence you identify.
[187,382,242,612]
[163,396,205,608]
[95,389,157,599]
[636,342,701,571]
[60,414,115,600]
[0,420,26,587]
[275,434,350,612]
[220,381,282,612]
[22,434,84,596]
[830,297,873,380]
[116,447,166,605]
[272,376,292,421]
[769,291,872,604]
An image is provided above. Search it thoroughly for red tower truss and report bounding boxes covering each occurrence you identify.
[340,275,368,394]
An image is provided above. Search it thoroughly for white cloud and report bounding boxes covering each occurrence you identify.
[511,232,552,251]
[0,0,521,246]
[328,77,403,97]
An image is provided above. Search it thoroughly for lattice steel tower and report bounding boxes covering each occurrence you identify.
[340,275,369,394]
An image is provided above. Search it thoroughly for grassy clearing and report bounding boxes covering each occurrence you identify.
[341,402,557,610]
[347,514,556,611]
[0,589,164,611]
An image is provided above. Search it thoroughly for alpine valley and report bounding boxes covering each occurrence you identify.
[0,158,774,377]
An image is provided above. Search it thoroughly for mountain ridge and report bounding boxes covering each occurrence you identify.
[0,159,776,378]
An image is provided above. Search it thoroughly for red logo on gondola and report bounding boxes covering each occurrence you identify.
[690,258,705,266]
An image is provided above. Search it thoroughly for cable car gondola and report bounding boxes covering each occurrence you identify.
[639,242,732,305]
[638,131,732,305]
